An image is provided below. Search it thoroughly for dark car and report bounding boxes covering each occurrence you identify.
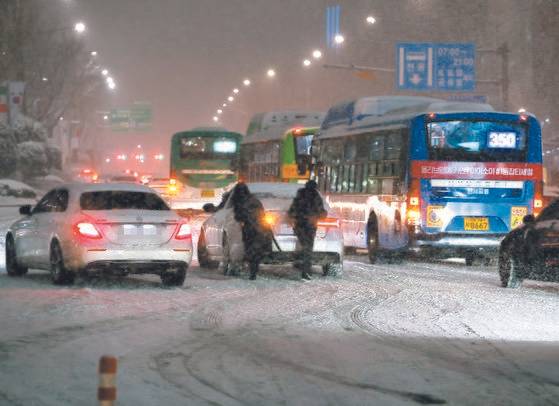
[498,198,559,288]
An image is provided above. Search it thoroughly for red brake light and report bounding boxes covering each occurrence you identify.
[175,223,192,240]
[75,222,102,239]
[293,127,303,135]
[317,217,340,228]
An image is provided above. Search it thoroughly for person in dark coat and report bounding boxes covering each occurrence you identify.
[230,182,272,280]
[288,180,327,280]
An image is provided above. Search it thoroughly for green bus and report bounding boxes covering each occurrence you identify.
[169,127,242,209]
[240,111,324,183]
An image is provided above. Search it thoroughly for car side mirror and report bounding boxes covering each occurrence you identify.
[203,203,217,213]
[19,205,32,216]
[523,214,536,224]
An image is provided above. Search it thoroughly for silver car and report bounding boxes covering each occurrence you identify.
[5,183,193,286]
[197,182,343,276]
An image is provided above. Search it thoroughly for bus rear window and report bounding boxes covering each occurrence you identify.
[180,136,238,159]
[427,120,527,162]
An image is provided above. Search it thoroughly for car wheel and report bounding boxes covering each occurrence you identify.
[50,241,75,285]
[498,248,523,288]
[5,235,28,277]
[161,265,187,287]
[322,262,343,277]
[197,231,219,269]
[367,218,380,264]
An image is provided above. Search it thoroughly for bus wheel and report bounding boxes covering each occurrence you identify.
[367,218,380,264]
[197,231,219,269]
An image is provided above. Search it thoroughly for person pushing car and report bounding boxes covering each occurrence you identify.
[288,180,327,280]
[231,182,272,280]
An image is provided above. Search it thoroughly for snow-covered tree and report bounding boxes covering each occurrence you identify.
[16,141,48,178]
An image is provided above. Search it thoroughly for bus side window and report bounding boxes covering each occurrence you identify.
[381,178,394,195]
[330,166,339,193]
[385,132,402,160]
[367,178,380,195]
[370,136,384,161]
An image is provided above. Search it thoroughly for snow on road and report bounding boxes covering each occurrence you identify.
[1,208,559,405]
[1,255,559,405]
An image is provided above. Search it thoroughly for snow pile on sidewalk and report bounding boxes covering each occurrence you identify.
[0,179,36,199]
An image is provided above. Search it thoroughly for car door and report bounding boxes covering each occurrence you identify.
[33,189,67,266]
[205,197,234,256]
[19,190,56,266]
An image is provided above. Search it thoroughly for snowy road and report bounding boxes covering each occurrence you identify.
[1,206,559,405]
[1,257,559,405]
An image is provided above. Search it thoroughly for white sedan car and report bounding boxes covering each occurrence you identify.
[5,183,192,286]
[197,183,343,276]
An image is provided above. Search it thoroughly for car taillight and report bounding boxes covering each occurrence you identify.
[175,223,192,240]
[75,222,102,239]
[317,217,340,228]
[407,178,421,225]
[262,212,278,228]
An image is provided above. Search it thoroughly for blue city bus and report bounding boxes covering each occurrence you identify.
[312,96,543,265]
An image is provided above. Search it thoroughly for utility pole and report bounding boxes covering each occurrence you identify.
[476,43,509,111]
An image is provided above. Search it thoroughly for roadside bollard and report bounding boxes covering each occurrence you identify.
[98,355,118,406]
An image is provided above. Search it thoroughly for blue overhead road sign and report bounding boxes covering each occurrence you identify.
[397,43,476,92]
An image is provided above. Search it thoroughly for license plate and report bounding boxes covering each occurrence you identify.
[142,224,157,235]
[278,224,293,235]
[123,224,138,235]
[464,217,489,231]
[201,189,215,198]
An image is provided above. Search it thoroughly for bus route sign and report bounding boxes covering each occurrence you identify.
[396,43,475,92]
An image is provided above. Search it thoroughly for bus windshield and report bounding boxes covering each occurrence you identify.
[295,134,313,156]
[427,120,528,162]
[180,136,238,159]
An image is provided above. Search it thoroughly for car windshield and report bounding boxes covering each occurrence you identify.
[80,191,170,210]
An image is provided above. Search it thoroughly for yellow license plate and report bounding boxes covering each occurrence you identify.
[201,189,215,198]
[464,217,489,231]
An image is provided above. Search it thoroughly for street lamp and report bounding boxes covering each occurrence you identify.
[366,15,377,25]
[90,51,98,57]
[518,107,526,113]
[213,116,219,122]
[233,88,239,94]
[74,21,86,34]
[243,79,251,86]
[42,77,48,82]
[217,109,223,114]
[101,69,109,76]
[228,96,234,102]
[267,68,276,78]
[312,49,322,59]
[222,103,227,107]
[334,34,345,45]
[303,59,312,67]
